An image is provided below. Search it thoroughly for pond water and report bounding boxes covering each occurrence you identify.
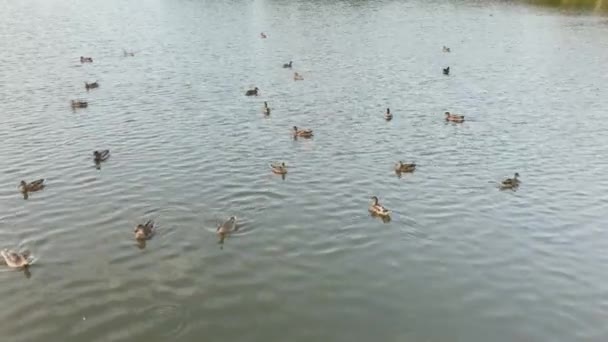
[1,0,607,341]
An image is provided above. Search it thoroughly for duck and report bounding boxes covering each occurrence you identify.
[395,161,416,173]
[1,249,31,268]
[93,150,110,163]
[134,220,155,240]
[270,162,288,175]
[262,101,271,115]
[385,108,393,121]
[293,72,304,81]
[71,100,88,108]
[260,32,267,39]
[293,126,313,138]
[369,196,390,217]
[19,179,45,194]
[445,111,464,123]
[245,87,259,96]
[85,81,99,90]
[443,46,451,53]
[217,216,237,241]
[122,49,135,57]
[443,66,450,75]
[500,173,521,189]
[80,56,93,63]
[283,61,293,68]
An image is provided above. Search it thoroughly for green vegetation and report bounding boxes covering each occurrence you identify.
[525,0,607,10]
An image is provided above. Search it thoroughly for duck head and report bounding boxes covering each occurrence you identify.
[387,108,390,114]
[293,126,298,132]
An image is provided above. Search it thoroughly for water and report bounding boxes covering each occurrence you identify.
[1,0,607,341]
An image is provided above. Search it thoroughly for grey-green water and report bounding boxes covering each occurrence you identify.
[1,1,608,341]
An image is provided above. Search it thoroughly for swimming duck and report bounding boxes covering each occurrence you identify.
[263,101,271,115]
[395,161,416,173]
[369,196,390,217]
[85,81,99,90]
[293,126,313,138]
[270,162,288,175]
[245,87,259,96]
[1,249,31,268]
[500,173,521,189]
[385,108,393,121]
[293,72,304,81]
[260,32,267,39]
[71,100,88,108]
[445,111,464,123]
[122,49,135,57]
[283,61,293,68]
[443,46,451,53]
[217,216,237,239]
[134,220,155,240]
[443,67,450,75]
[80,56,93,63]
[19,179,45,194]
[93,150,110,163]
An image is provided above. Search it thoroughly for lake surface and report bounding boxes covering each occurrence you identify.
[1,0,608,341]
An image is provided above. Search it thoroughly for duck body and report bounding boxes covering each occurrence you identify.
[270,162,288,175]
[1,249,31,268]
[263,102,271,115]
[443,46,451,52]
[293,126,313,138]
[85,81,99,90]
[385,108,393,121]
[80,56,93,63]
[93,150,110,163]
[19,179,45,193]
[134,220,155,240]
[71,100,88,108]
[395,161,416,173]
[123,49,135,57]
[501,173,521,189]
[283,61,293,68]
[217,216,237,235]
[445,112,464,123]
[443,67,450,75]
[293,72,304,81]
[260,32,267,39]
[369,196,390,217]
[245,87,259,96]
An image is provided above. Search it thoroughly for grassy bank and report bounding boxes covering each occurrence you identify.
[525,0,607,11]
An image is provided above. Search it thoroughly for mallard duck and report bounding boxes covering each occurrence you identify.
[395,161,416,173]
[293,126,313,138]
[385,108,393,121]
[270,162,287,175]
[293,72,304,81]
[260,32,267,39]
[443,67,450,75]
[217,216,237,236]
[19,179,45,194]
[262,101,271,115]
[93,150,110,163]
[369,196,390,217]
[85,81,99,90]
[134,220,155,240]
[245,87,259,96]
[445,111,464,123]
[71,100,88,108]
[1,249,31,268]
[443,46,451,53]
[283,61,293,68]
[80,56,93,63]
[500,173,521,189]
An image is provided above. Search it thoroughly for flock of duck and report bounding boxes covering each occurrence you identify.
[1,36,522,271]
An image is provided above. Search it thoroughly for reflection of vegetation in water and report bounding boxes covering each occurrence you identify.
[525,0,607,10]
